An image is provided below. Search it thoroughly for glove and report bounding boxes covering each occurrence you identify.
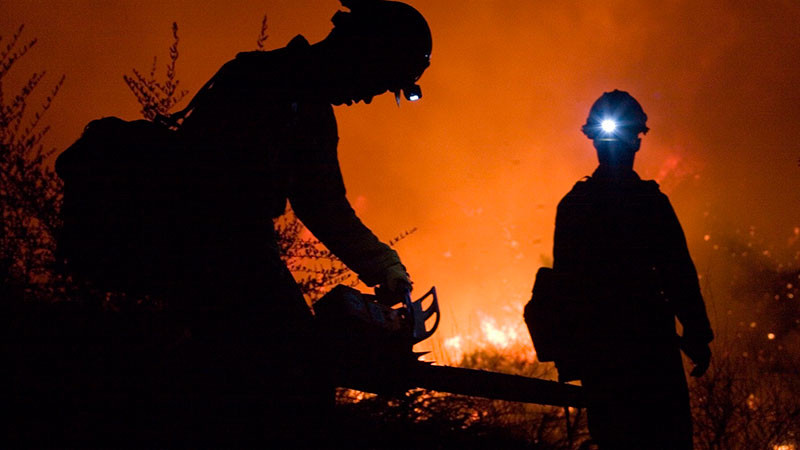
[382,262,412,294]
[680,336,711,377]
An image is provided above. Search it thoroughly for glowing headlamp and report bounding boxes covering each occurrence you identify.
[403,83,422,101]
[601,119,617,133]
[395,83,423,105]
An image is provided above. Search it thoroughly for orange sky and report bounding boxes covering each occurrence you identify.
[4,0,800,357]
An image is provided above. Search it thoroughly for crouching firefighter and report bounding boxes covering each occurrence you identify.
[168,0,432,444]
[59,0,431,445]
[528,90,713,449]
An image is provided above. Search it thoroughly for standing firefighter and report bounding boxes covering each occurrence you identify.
[552,90,713,449]
[158,0,430,444]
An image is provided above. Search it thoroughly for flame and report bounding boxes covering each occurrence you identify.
[443,335,464,361]
[339,389,376,404]
[436,311,537,364]
[481,316,520,349]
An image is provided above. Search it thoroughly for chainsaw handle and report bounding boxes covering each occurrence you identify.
[374,284,408,306]
[374,285,440,343]
[405,286,440,343]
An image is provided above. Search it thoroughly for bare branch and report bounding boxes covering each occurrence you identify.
[256,14,269,50]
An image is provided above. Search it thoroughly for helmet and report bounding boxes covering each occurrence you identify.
[581,90,649,141]
[332,0,432,101]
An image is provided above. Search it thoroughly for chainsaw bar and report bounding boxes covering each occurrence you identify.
[338,360,585,408]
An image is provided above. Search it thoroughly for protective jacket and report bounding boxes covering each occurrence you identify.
[553,166,713,375]
[175,35,401,315]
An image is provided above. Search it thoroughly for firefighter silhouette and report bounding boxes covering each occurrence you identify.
[160,0,432,444]
[552,90,713,449]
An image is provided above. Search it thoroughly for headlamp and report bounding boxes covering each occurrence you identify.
[403,83,422,101]
[395,83,423,106]
[601,119,617,133]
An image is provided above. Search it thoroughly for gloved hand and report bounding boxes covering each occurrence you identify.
[382,262,412,294]
[680,336,711,377]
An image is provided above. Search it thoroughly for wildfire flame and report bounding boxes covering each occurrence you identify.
[440,311,535,363]
[480,316,520,349]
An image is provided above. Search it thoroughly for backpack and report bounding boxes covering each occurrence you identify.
[524,267,601,365]
[524,267,568,363]
[55,117,190,295]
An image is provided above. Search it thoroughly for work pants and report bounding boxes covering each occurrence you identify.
[581,344,693,450]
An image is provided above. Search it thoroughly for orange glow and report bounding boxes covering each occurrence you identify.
[774,444,796,450]
[3,0,800,351]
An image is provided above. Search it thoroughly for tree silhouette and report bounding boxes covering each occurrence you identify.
[0,25,64,301]
[123,22,187,122]
[256,14,269,50]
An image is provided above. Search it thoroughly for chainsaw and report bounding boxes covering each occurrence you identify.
[313,284,440,369]
[313,284,584,407]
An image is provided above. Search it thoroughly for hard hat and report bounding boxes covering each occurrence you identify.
[332,0,432,100]
[581,90,649,141]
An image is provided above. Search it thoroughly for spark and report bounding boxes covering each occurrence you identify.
[747,393,758,410]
